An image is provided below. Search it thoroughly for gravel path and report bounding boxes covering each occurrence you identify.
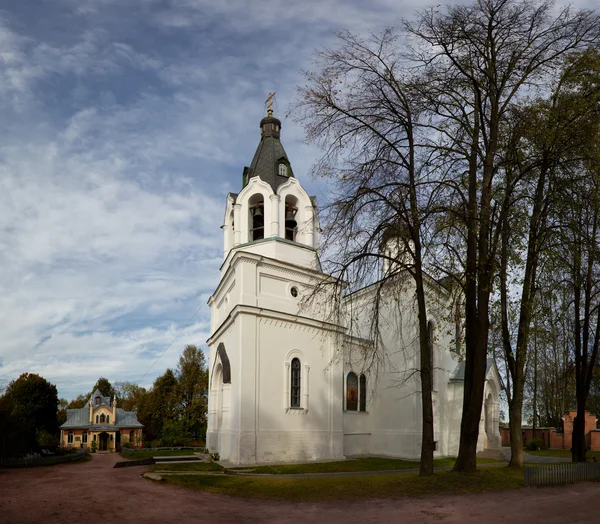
[1,453,598,524]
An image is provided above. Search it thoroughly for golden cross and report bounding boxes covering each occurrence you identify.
[265,92,276,115]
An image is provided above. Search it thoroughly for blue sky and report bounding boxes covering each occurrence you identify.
[0,0,594,400]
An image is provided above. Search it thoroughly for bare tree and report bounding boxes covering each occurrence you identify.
[296,29,441,475]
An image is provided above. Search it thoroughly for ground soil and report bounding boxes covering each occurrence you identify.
[1,453,598,523]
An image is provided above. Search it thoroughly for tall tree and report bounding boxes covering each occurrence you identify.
[176,345,208,431]
[297,29,441,475]
[407,0,600,471]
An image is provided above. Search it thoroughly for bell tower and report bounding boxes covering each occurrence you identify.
[219,96,320,272]
[206,97,344,465]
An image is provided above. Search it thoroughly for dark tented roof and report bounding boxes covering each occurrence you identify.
[245,115,294,192]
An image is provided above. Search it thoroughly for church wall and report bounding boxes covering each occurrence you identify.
[342,276,463,459]
[252,318,344,463]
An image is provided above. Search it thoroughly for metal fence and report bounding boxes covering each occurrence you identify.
[524,462,600,487]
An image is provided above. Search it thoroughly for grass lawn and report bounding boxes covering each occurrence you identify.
[230,457,500,475]
[526,449,600,460]
[162,467,523,501]
[149,462,224,472]
[120,449,203,460]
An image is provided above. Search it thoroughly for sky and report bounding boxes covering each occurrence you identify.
[0,0,596,400]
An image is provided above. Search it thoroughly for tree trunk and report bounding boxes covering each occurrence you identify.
[508,397,524,468]
[416,270,434,476]
[572,407,587,462]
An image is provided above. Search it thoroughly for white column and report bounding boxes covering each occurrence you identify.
[222,224,231,258]
[270,194,280,238]
[233,204,242,246]
[304,206,314,247]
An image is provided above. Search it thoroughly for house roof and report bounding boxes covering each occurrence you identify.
[60,392,143,429]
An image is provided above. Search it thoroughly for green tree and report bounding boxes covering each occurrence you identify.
[176,345,208,432]
[113,381,147,412]
[67,393,88,409]
[92,377,115,399]
[2,373,59,452]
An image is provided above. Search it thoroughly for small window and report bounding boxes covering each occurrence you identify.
[291,358,301,408]
[68,432,74,444]
[359,374,367,412]
[95,396,100,405]
[100,414,106,423]
[82,432,88,444]
[347,372,358,411]
[279,163,287,177]
[290,286,298,298]
[96,415,99,423]
[106,415,110,424]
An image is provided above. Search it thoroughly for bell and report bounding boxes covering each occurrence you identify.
[252,205,263,218]
[285,209,297,230]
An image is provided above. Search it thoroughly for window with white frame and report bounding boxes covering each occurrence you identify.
[346,372,367,412]
[290,358,301,408]
[68,431,74,444]
[285,352,309,412]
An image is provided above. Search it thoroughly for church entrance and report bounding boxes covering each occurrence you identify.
[99,432,109,451]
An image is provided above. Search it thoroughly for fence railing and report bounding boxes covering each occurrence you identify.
[524,462,600,487]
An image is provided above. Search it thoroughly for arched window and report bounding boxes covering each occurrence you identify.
[249,194,265,241]
[82,432,88,444]
[346,372,358,411]
[290,358,301,408]
[96,415,99,423]
[95,396,100,405]
[106,415,110,424]
[67,431,74,444]
[130,430,135,442]
[359,374,367,412]
[100,414,106,423]
[279,163,288,177]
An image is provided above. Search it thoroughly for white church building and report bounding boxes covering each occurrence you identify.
[206,108,502,464]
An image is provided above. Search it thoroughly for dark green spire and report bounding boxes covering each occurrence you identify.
[242,111,295,191]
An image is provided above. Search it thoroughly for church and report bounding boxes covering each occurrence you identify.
[206,104,502,465]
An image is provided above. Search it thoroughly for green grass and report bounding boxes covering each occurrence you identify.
[526,449,600,459]
[162,467,523,501]
[120,449,202,460]
[149,461,224,472]
[232,457,499,475]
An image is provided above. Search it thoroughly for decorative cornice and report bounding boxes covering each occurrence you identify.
[207,304,347,345]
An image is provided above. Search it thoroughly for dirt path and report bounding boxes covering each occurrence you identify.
[0,453,598,523]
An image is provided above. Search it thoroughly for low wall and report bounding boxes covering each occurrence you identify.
[0,450,88,468]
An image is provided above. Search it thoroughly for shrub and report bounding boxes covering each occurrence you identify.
[525,437,545,451]
[211,452,220,462]
[151,440,163,448]
[90,440,97,453]
[122,442,131,449]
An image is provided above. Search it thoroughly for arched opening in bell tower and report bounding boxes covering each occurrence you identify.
[249,194,265,241]
[284,195,298,241]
